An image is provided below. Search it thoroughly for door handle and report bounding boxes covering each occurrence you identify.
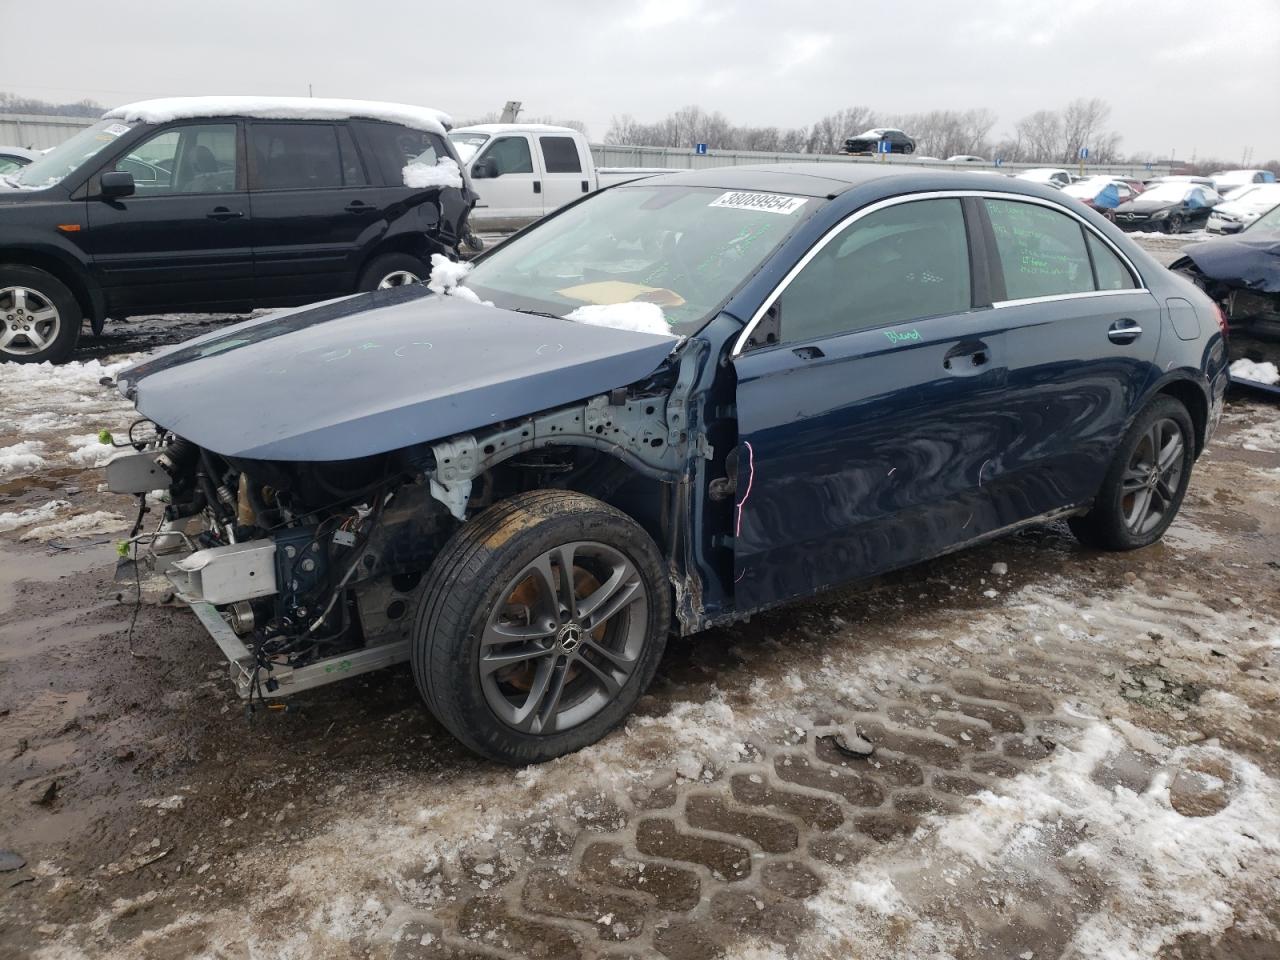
[533,180,542,194]
[791,345,825,360]
[344,201,373,213]
[1107,318,1142,344]
[206,207,243,221]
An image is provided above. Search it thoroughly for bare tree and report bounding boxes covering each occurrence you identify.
[1060,97,1113,165]
[1014,110,1064,164]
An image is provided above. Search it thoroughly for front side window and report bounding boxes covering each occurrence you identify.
[540,136,581,174]
[985,198,1093,300]
[114,123,237,194]
[251,123,341,191]
[774,198,972,344]
[481,136,534,175]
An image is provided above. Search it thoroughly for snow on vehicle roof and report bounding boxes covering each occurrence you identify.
[103,97,452,134]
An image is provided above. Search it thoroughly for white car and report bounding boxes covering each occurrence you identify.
[1206,182,1280,234]
[1210,169,1276,193]
[1017,167,1072,188]
[0,145,37,176]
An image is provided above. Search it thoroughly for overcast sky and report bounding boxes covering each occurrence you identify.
[4,0,1278,161]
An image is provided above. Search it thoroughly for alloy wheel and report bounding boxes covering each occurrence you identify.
[0,286,60,357]
[1120,418,1185,536]
[377,270,421,289]
[479,541,648,735]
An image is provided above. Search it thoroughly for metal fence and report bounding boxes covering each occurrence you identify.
[0,114,96,150]
[590,143,1174,180]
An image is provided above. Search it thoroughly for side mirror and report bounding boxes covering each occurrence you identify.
[472,157,498,179]
[100,171,135,199]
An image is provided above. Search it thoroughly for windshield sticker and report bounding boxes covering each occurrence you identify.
[709,191,807,215]
[104,123,132,137]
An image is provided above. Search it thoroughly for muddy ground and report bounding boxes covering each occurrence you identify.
[1,238,1278,960]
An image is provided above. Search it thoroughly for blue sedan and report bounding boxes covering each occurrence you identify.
[110,163,1229,763]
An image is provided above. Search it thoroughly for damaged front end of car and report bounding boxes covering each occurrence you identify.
[105,289,700,701]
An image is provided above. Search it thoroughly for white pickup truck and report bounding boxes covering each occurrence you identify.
[447,123,664,233]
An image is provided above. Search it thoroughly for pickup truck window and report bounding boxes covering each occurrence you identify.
[448,132,489,163]
[465,184,817,335]
[539,136,582,174]
[483,137,534,175]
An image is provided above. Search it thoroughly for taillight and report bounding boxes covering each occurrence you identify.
[1214,303,1229,338]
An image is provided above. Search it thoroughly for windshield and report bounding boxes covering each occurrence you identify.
[448,132,489,163]
[1245,202,1280,234]
[464,184,818,335]
[12,119,133,189]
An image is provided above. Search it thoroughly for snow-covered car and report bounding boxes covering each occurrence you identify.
[0,145,36,175]
[107,164,1227,764]
[1017,168,1072,188]
[1206,183,1280,234]
[1062,176,1138,215]
[447,124,664,233]
[1210,169,1277,193]
[0,97,477,364]
[1113,182,1221,234]
[844,128,915,154]
[946,155,986,163]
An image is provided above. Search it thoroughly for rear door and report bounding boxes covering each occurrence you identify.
[247,120,375,302]
[469,134,544,228]
[85,121,254,313]
[981,196,1161,515]
[537,134,590,213]
[732,195,1017,610]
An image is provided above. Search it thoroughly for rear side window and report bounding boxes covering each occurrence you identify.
[251,123,342,190]
[353,122,449,185]
[1086,233,1137,290]
[985,199,1093,300]
[777,198,972,343]
[539,136,581,173]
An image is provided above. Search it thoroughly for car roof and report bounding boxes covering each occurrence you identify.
[103,97,452,134]
[624,162,1061,200]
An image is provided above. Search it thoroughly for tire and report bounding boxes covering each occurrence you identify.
[357,253,428,292]
[902,144,915,155]
[1165,214,1185,235]
[412,490,671,764]
[1068,396,1195,551]
[0,264,81,364]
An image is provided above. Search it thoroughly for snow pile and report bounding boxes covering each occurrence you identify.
[566,302,673,337]
[426,254,491,306]
[105,97,451,134]
[1230,357,1280,385]
[19,510,127,542]
[0,499,68,534]
[402,157,462,190]
[0,440,47,478]
[65,433,119,468]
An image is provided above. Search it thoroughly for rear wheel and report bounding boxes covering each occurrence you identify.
[0,265,81,364]
[412,490,670,764]
[1068,396,1194,551]
[357,253,428,292]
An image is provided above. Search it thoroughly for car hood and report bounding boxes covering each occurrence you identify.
[1117,198,1177,214]
[1181,233,1280,294]
[118,286,681,461]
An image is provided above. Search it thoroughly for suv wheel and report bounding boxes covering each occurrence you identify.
[0,265,81,364]
[412,490,670,765]
[1068,396,1194,551]
[358,253,427,292]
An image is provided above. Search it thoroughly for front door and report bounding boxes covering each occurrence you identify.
[537,134,590,214]
[247,121,377,302]
[732,196,1016,611]
[468,134,544,229]
[85,121,254,314]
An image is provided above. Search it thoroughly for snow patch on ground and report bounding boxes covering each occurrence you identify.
[19,510,126,542]
[0,499,68,533]
[402,157,463,190]
[0,440,47,478]
[566,302,673,336]
[1230,358,1280,385]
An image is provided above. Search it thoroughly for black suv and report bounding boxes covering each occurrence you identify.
[0,98,476,363]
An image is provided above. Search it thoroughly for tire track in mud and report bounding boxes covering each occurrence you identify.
[368,583,1279,960]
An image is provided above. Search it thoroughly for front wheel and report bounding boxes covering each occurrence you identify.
[0,265,82,364]
[1164,214,1185,234]
[357,253,428,292]
[1068,397,1194,551]
[412,490,670,764]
